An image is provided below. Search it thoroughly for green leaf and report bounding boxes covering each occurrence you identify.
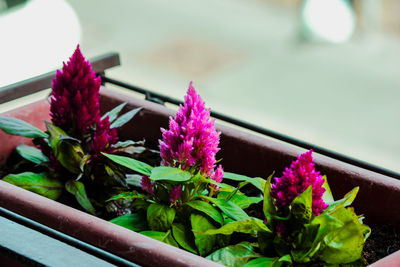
[206,242,261,267]
[245,257,281,267]
[102,153,152,176]
[185,200,223,225]
[203,196,250,221]
[204,218,270,236]
[101,102,127,122]
[140,230,167,241]
[147,203,176,231]
[324,187,359,214]
[46,123,84,173]
[0,116,48,138]
[318,207,370,264]
[65,180,96,215]
[172,223,197,254]
[218,191,262,209]
[150,166,192,182]
[106,191,146,202]
[263,173,276,224]
[140,230,179,247]
[111,107,142,128]
[16,144,49,164]
[291,185,313,223]
[109,213,147,231]
[3,172,62,200]
[223,172,266,192]
[321,176,334,206]
[191,213,217,256]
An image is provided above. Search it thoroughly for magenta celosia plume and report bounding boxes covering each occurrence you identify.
[159,82,223,180]
[270,149,328,215]
[141,176,155,196]
[169,185,182,204]
[50,45,117,153]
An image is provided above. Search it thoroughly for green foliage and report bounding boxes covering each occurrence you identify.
[102,153,152,176]
[0,116,48,138]
[147,203,176,231]
[223,172,266,192]
[109,213,147,231]
[217,191,262,209]
[3,172,62,200]
[203,196,250,221]
[16,144,49,165]
[172,223,197,254]
[204,218,270,236]
[185,200,223,225]
[110,107,142,128]
[140,230,179,247]
[191,213,217,256]
[150,166,192,182]
[46,122,84,174]
[65,180,96,215]
[206,242,261,266]
[101,102,127,122]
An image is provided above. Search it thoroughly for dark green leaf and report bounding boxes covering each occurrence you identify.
[218,191,262,209]
[223,172,266,192]
[206,242,261,267]
[321,176,334,206]
[147,203,176,231]
[191,213,217,256]
[140,230,167,241]
[172,223,197,254]
[106,191,146,202]
[0,116,48,138]
[109,213,147,231]
[245,257,281,267]
[263,173,276,224]
[46,123,84,173]
[16,144,49,164]
[204,218,270,236]
[140,230,179,247]
[203,196,250,221]
[65,180,96,215]
[3,172,62,200]
[185,200,223,225]
[150,166,192,182]
[111,107,142,128]
[102,153,152,176]
[101,102,127,122]
[291,185,313,223]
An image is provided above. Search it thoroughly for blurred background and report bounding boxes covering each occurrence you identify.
[0,0,399,173]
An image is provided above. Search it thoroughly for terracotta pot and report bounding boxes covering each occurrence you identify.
[0,87,399,266]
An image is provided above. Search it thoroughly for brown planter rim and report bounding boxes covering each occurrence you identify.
[0,86,399,266]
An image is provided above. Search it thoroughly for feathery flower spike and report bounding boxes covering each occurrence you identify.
[270,149,328,215]
[159,82,221,177]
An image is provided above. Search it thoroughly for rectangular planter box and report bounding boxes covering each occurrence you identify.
[0,87,399,266]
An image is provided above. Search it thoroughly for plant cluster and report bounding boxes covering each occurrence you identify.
[0,47,370,266]
[0,46,144,215]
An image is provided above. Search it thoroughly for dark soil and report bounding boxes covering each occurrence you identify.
[363,225,400,264]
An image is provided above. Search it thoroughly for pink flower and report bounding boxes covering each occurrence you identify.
[169,185,182,204]
[159,82,221,177]
[50,45,117,155]
[90,116,118,155]
[141,176,155,195]
[50,45,101,136]
[210,165,224,191]
[271,150,328,216]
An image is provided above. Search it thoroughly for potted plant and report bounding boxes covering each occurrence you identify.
[0,46,399,266]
